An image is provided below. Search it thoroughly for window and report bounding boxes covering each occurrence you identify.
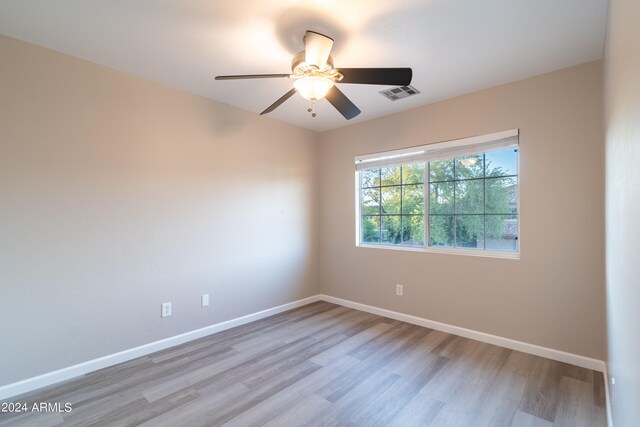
[356,130,519,257]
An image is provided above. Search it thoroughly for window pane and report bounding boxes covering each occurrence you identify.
[402,164,424,184]
[402,184,424,214]
[361,188,380,215]
[429,182,454,214]
[429,159,454,182]
[486,215,518,251]
[429,215,454,247]
[362,216,380,243]
[455,215,484,249]
[486,177,517,214]
[381,166,401,186]
[403,215,424,246]
[486,148,518,177]
[362,168,380,188]
[381,215,402,245]
[455,180,484,214]
[455,154,484,179]
[381,187,401,214]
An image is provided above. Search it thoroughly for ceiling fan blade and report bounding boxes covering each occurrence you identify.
[215,74,291,80]
[260,88,297,115]
[304,31,334,69]
[325,86,361,120]
[337,68,412,86]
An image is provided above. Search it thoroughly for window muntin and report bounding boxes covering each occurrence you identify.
[427,147,518,251]
[356,135,519,256]
[360,164,425,247]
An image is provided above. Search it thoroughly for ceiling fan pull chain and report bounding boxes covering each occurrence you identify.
[307,100,317,118]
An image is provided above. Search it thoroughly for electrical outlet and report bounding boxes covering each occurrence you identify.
[161,302,172,318]
[396,284,404,296]
[201,294,210,307]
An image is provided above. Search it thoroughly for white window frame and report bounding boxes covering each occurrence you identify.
[355,130,520,259]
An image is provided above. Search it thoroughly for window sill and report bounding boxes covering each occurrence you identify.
[356,243,520,259]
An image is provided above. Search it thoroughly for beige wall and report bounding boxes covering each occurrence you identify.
[605,0,640,425]
[318,61,605,359]
[0,35,320,386]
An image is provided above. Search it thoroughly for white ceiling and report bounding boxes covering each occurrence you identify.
[0,0,609,132]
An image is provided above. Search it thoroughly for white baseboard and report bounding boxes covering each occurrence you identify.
[318,294,606,373]
[1,293,607,402]
[604,364,614,427]
[0,295,321,401]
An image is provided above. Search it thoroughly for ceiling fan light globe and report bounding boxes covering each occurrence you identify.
[294,76,334,101]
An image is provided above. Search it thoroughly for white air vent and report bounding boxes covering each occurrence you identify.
[379,85,421,101]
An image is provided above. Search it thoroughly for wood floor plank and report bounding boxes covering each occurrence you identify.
[594,405,608,427]
[308,368,401,426]
[592,371,608,426]
[159,319,288,362]
[98,387,201,427]
[349,353,449,426]
[24,343,229,411]
[222,355,360,427]
[421,337,505,403]
[230,305,350,352]
[511,410,554,427]
[190,333,345,401]
[427,344,513,426]
[471,350,538,427]
[518,355,564,422]
[280,306,365,344]
[560,362,594,384]
[260,393,332,427]
[592,371,606,408]
[137,383,250,427]
[158,301,336,359]
[387,329,449,377]
[139,347,242,403]
[62,389,147,427]
[0,302,607,427]
[240,334,346,389]
[554,376,599,427]
[0,410,64,427]
[316,323,430,403]
[140,335,318,402]
[347,321,419,360]
[193,360,321,426]
[310,321,394,366]
[337,311,390,338]
[388,395,445,427]
[2,356,155,413]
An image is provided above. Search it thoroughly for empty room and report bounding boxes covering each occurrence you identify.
[0,1,638,426]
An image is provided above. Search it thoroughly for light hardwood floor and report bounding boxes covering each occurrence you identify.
[0,302,606,426]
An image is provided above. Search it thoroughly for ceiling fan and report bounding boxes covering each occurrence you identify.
[215,31,412,120]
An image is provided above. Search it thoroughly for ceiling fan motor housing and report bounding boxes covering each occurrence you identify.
[292,51,335,74]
